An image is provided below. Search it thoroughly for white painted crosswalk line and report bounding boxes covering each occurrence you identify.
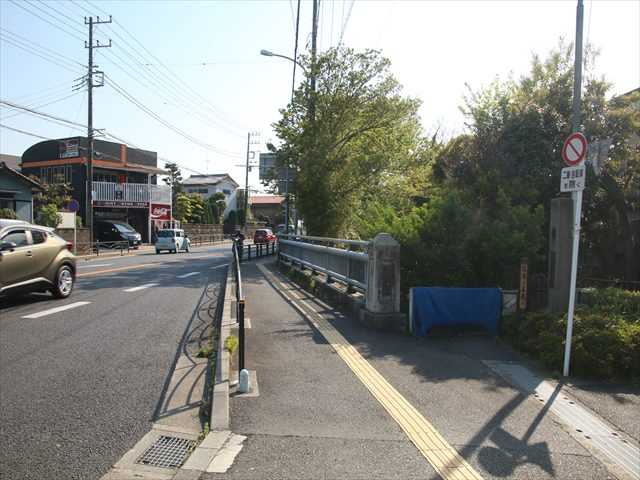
[22,301,91,319]
[123,283,158,292]
[177,272,200,279]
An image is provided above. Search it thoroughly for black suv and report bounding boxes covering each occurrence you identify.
[95,220,142,248]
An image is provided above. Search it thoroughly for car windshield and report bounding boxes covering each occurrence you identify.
[113,223,135,233]
[157,230,175,238]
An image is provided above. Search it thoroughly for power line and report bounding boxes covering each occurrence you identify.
[8,0,84,41]
[64,0,246,138]
[84,0,248,133]
[105,75,242,159]
[1,92,83,121]
[339,0,355,46]
[0,99,88,129]
[0,123,52,141]
[0,28,85,68]
[0,34,84,74]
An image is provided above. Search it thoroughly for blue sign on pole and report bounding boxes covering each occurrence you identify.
[67,199,80,213]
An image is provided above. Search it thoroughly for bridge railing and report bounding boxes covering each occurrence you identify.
[277,235,369,292]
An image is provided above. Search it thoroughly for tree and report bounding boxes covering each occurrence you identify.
[37,204,62,228]
[206,192,226,224]
[433,41,639,279]
[175,193,192,223]
[29,180,71,228]
[273,47,428,236]
[162,162,183,213]
[187,194,206,223]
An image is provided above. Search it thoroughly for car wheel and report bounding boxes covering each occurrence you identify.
[51,265,74,299]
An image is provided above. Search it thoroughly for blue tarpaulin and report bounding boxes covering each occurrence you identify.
[410,287,502,336]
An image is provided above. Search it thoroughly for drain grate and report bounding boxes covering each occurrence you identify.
[136,435,196,469]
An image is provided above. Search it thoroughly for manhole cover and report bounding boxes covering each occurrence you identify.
[136,435,196,469]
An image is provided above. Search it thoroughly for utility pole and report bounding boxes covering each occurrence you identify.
[243,132,260,229]
[310,0,319,121]
[562,0,584,377]
[85,15,112,243]
[285,0,302,235]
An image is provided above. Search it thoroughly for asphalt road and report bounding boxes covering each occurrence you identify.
[0,244,232,480]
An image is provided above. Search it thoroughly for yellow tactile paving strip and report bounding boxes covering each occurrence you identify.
[258,264,484,480]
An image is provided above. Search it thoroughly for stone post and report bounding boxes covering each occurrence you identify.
[548,197,574,312]
[360,233,405,331]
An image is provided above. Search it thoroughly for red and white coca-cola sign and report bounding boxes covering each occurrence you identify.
[150,204,171,220]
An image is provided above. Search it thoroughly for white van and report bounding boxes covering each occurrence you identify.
[155,229,190,254]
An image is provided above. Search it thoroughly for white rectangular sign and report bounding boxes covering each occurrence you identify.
[57,211,76,229]
[560,165,586,192]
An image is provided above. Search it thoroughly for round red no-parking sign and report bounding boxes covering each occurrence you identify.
[562,132,588,166]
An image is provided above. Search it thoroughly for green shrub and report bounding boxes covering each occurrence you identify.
[580,288,640,319]
[0,208,17,219]
[501,297,640,382]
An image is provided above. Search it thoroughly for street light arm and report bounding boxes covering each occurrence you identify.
[260,50,306,74]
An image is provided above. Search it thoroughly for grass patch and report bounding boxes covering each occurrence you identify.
[224,334,239,354]
[196,345,216,358]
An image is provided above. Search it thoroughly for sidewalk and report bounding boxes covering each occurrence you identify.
[201,259,630,480]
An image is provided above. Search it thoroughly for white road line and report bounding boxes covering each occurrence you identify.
[210,264,228,270]
[123,283,159,292]
[22,301,91,319]
[78,263,113,269]
[177,272,200,279]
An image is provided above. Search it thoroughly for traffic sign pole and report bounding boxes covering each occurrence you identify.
[562,0,584,378]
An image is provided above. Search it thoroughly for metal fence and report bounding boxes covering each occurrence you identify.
[75,240,131,256]
[277,235,369,292]
[232,240,246,374]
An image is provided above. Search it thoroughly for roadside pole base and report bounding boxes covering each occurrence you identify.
[238,369,250,394]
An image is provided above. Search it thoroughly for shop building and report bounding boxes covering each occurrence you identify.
[21,137,171,242]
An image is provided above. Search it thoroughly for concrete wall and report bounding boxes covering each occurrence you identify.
[55,227,90,255]
[182,223,223,238]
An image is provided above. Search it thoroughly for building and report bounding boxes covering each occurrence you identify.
[20,137,170,242]
[0,154,21,171]
[182,174,239,201]
[249,195,284,226]
[0,162,43,222]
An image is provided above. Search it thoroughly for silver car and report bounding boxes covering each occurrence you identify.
[155,229,190,254]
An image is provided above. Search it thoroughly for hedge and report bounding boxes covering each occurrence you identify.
[500,288,639,382]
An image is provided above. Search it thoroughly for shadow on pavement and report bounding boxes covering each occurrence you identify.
[247,260,568,479]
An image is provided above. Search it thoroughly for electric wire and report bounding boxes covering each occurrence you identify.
[8,0,85,41]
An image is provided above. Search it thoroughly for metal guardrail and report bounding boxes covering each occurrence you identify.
[277,235,369,292]
[75,240,131,256]
[232,240,245,374]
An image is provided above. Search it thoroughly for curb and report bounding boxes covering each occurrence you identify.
[175,260,235,477]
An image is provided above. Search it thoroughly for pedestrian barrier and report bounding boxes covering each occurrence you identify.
[75,240,131,256]
[232,240,246,376]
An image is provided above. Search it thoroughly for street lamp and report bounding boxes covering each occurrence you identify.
[260,49,306,72]
[260,48,306,235]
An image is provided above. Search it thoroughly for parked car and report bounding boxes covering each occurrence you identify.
[0,219,76,298]
[95,220,142,248]
[155,229,190,254]
[254,228,276,244]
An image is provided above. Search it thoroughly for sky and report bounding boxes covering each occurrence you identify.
[0,0,638,193]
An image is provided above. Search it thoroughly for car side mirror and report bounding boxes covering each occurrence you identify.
[0,241,17,252]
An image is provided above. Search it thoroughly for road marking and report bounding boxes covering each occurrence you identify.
[123,283,158,292]
[78,263,113,269]
[177,272,200,279]
[22,301,91,319]
[258,264,484,480]
[210,264,228,270]
[77,264,153,277]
